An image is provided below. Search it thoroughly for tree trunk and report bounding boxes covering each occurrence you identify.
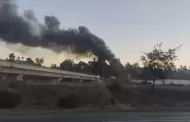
[152,70,156,92]
[162,79,165,84]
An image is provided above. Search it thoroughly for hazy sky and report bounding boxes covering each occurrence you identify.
[1,0,190,66]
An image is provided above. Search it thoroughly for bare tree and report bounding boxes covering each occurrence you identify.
[51,63,57,68]
[141,43,181,92]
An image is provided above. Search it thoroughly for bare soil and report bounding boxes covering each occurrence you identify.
[112,84,190,109]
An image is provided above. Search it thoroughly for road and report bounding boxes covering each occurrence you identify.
[0,111,190,122]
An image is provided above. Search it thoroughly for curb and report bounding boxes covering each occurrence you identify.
[1,108,190,116]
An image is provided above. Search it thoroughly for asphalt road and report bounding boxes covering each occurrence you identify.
[1,111,190,122]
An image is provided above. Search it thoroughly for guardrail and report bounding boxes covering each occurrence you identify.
[0,60,99,81]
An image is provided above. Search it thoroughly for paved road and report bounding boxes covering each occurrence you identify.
[1,111,190,122]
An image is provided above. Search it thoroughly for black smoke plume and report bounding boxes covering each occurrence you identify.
[0,1,115,61]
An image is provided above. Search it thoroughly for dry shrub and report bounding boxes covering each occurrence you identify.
[0,91,21,108]
[57,95,80,108]
[108,81,122,91]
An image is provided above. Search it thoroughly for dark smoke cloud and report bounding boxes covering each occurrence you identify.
[0,0,115,61]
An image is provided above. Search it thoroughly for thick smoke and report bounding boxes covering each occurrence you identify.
[0,1,115,61]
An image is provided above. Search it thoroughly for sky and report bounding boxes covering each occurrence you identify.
[1,0,190,67]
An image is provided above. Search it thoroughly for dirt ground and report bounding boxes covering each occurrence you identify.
[112,83,190,109]
[0,81,104,109]
[2,79,190,111]
[14,83,190,110]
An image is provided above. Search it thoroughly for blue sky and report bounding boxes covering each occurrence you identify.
[2,0,190,66]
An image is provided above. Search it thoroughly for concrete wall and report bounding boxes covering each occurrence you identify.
[0,60,112,108]
[0,60,98,81]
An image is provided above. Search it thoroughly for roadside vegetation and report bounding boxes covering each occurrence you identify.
[1,43,190,110]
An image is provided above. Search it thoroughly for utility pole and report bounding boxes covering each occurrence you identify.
[67,51,70,59]
[102,67,104,80]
